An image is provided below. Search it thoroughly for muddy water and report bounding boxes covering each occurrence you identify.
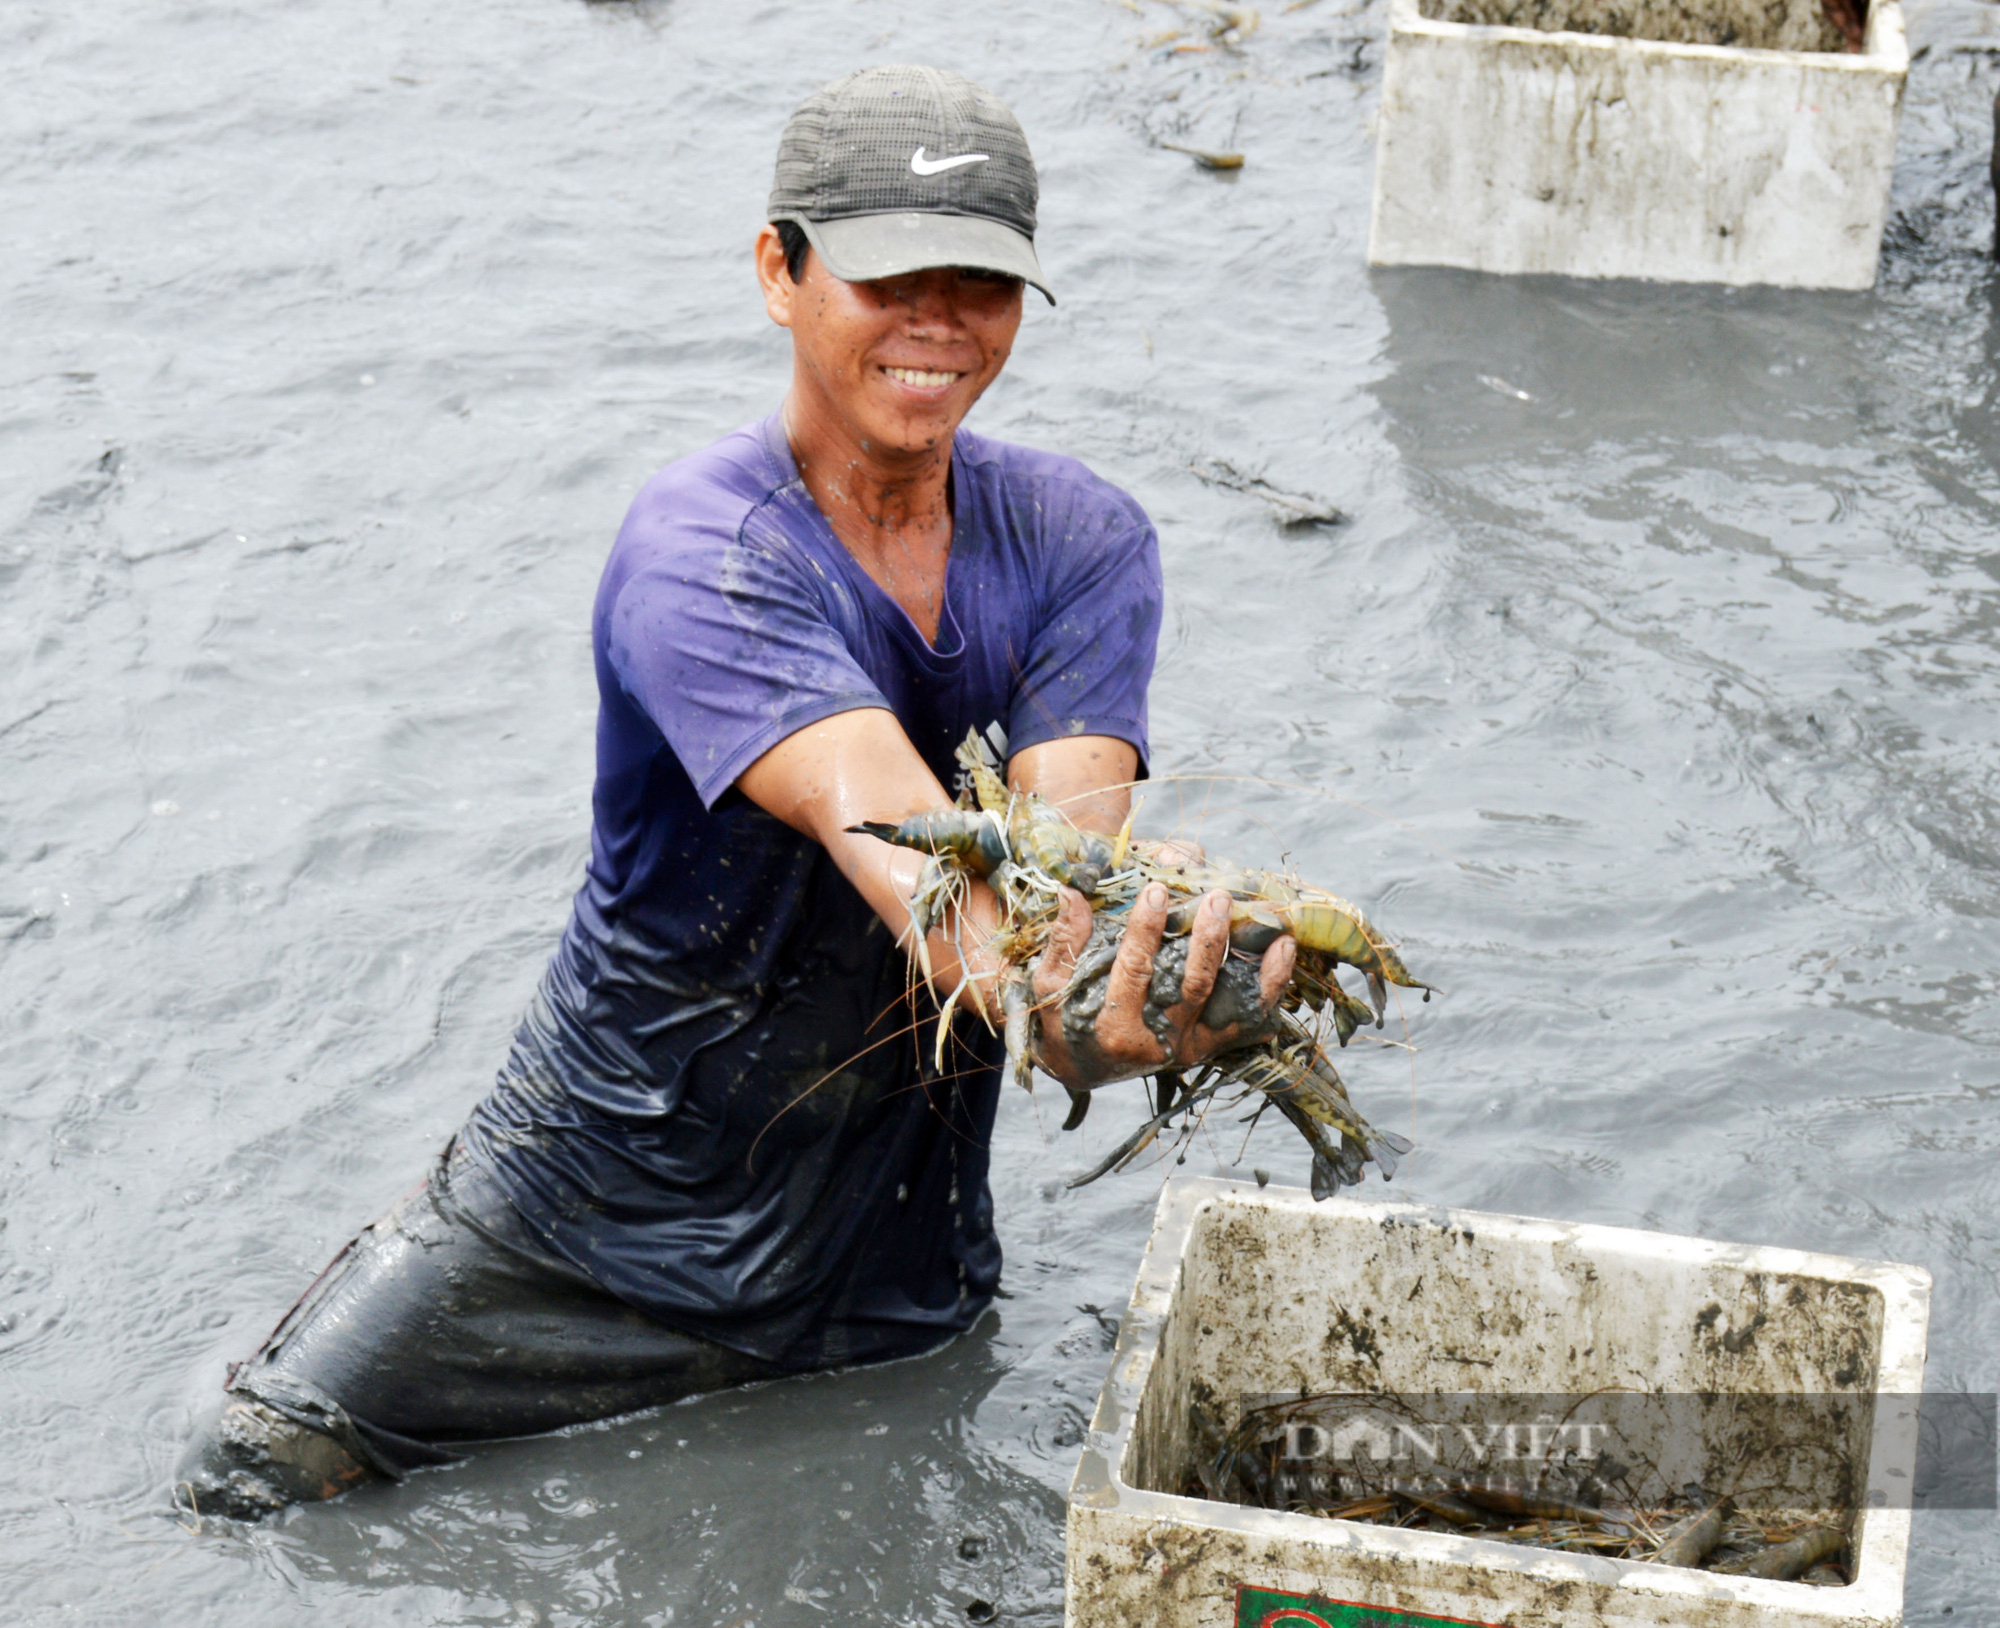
[4,0,1997,1621]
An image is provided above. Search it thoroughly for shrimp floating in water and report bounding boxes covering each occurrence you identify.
[849,731,1431,1199]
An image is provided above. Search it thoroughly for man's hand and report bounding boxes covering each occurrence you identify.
[737,713,1152,1026]
[1028,880,1296,1091]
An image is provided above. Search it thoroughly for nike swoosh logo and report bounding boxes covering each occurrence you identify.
[910,147,990,177]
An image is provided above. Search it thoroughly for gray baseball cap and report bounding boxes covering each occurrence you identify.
[769,65,1053,305]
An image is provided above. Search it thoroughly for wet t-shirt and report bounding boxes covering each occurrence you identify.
[461,414,1161,1370]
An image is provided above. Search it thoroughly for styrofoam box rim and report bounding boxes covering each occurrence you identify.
[1385,0,1910,74]
[1070,1177,1933,1621]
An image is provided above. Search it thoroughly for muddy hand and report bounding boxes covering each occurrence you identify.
[1030,882,1295,1090]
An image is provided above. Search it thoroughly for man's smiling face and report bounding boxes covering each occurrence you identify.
[760,229,1024,465]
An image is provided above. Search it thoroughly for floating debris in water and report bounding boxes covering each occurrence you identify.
[1160,142,1246,170]
[1190,457,1345,526]
[1155,0,1263,43]
[1211,5,1262,41]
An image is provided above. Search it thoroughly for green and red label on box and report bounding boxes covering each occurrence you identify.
[1235,1584,1508,1628]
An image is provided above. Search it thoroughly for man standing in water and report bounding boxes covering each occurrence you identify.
[183,65,1292,1516]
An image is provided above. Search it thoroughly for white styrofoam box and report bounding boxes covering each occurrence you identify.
[1065,1178,1931,1627]
[1366,0,1908,289]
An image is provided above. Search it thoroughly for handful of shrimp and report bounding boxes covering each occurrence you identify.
[850,732,1428,1199]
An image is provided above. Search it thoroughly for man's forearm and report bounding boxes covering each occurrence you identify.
[1008,735,1138,836]
[867,839,1010,1022]
[735,707,1017,1019]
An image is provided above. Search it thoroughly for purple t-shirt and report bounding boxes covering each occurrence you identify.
[462,415,1162,1370]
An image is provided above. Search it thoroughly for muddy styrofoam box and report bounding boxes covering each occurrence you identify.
[1065,1178,1931,1627]
[1366,0,1908,289]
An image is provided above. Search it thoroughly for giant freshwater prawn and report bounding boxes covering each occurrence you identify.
[837,730,1431,1198]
